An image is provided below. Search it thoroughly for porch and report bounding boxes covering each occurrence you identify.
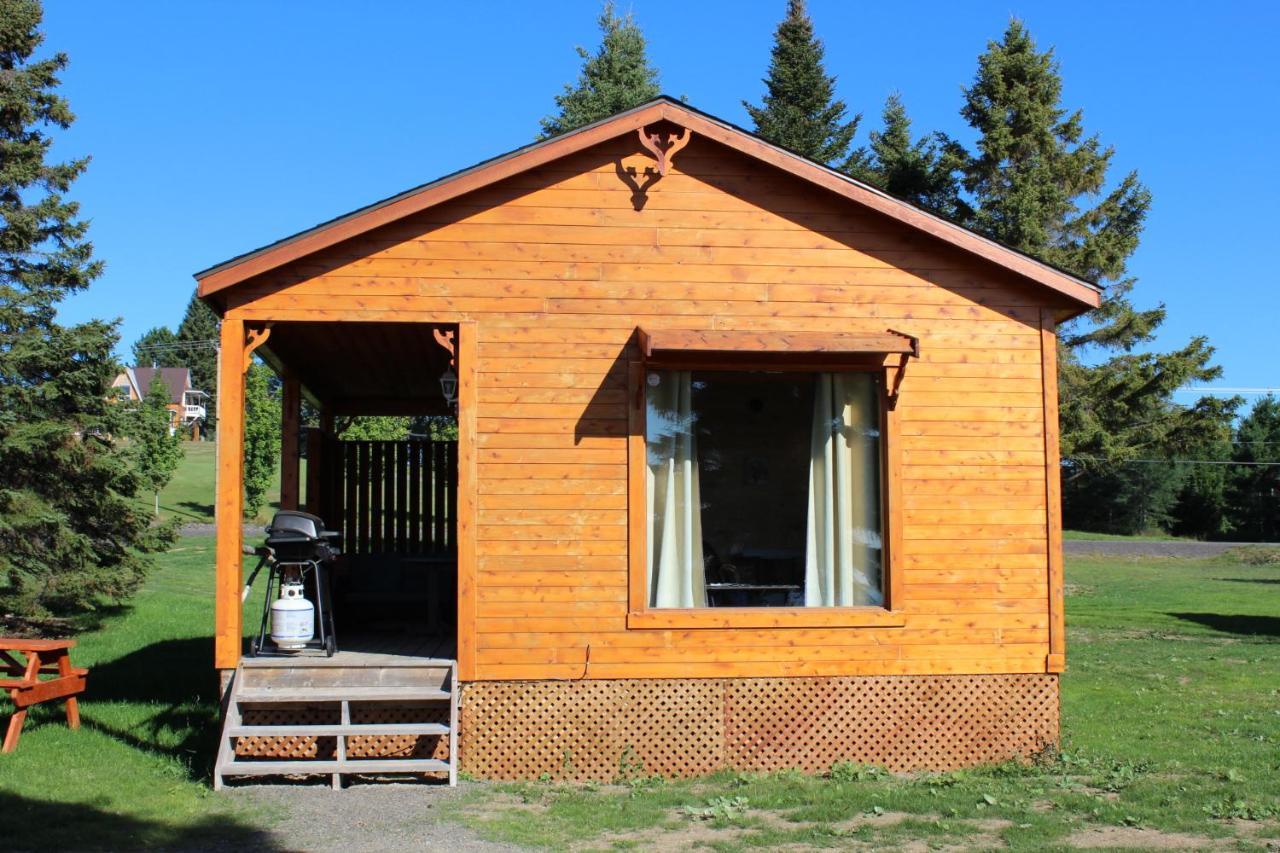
[212,319,470,787]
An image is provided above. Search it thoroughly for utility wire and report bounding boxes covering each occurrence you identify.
[1179,387,1280,395]
[133,339,219,353]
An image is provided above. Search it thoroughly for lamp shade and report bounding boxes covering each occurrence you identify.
[439,366,458,406]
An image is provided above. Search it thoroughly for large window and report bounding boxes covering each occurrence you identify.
[644,369,884,611]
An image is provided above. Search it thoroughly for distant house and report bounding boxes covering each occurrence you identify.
[112,366,208,436]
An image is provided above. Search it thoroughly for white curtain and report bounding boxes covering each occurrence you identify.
[646,371,706,608]
[804,373,884,606]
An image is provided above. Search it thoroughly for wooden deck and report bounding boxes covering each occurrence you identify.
[241,631,456,668]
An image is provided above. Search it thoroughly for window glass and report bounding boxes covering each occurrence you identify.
[646,370,883,609]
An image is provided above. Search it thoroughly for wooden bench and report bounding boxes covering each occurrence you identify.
[1,639,88,753]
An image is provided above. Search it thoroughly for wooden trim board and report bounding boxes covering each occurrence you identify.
[1040,309,1066,672]
[214,318,246,669]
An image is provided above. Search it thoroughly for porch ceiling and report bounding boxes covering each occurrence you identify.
[257,321,455,416]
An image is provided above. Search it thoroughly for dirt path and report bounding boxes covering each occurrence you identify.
[225,783,521,852]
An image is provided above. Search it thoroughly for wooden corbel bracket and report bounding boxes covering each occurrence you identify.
[433,327,456,367]
[242,324,273,372]
[637,125,693,176]
[884,329,919,405]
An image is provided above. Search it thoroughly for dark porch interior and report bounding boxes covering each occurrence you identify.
[255,321,460,656]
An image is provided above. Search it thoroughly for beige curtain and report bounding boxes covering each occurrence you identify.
[805,373,883,606]
[647,371,706,607]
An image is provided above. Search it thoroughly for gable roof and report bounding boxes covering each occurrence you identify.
[194,97,1102,312]
[131,367,193,404]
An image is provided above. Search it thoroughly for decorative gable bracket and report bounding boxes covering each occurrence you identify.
[637,125,692,176]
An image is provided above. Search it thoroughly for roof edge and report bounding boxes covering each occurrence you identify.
[194,96,1101,310]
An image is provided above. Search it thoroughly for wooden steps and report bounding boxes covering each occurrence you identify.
[214,658,458,790]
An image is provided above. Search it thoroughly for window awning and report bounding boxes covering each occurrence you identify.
[637,329,919,361]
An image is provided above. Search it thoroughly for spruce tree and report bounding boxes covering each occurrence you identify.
[0,0,166,618]
[953,21,1226,488]
[1226,397,1280,541]
[1170,427,1235,540]
[131,326,178,366]
[174,289,219,430]
[854,93,962,216]
[744,0,860,165]
[539,2,661,139]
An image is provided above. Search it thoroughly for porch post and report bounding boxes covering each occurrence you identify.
[214,318,246,670]
[279,375,301,511]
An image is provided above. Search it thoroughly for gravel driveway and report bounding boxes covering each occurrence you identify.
[225,783,521,852]
[1063,539,1257,558]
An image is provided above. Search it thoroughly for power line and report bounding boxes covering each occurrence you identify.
[132,339,219,353]
[1178,387,1280,395]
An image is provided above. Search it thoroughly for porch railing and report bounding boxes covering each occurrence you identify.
[306,434,457,557]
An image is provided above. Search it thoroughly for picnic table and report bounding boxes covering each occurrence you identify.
[1,638,87,753]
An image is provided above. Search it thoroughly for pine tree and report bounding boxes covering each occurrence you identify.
[539,2,661,139]
[0,0,167,618]
[242,363,280,519]
[853,93,962,216]
[744,0,860,165]
[952,21,1227,493]
[174,289,219,430]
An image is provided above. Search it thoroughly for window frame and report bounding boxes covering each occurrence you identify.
[626,355,905,630]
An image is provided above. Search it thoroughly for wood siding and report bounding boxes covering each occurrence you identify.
[223,134,1062,680]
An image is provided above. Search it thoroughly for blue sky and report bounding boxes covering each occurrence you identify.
[42,1,1280,395]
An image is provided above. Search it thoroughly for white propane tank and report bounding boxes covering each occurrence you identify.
[270,581,314,651]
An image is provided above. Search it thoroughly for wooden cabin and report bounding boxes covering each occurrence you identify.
[197,98,1100,787]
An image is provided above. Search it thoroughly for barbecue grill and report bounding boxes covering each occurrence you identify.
[264,510,340,563]
[244,510,341,657]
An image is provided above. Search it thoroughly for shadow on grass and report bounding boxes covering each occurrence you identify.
[1215,577,1280,585]
[78,636,222,781]
[1167,612,1280,637]
[0,791,279,851]
[177,500,215,517]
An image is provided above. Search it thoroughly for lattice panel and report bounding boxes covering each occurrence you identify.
[725,675,1058,773]
[460,680,725,781]
[235,704,338,760]
[233,703,450,762]
[347,704,449,760]
[461,675,1058,781]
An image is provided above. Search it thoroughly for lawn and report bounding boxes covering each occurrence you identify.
[133,442,286,525]
[0,544,1277,850]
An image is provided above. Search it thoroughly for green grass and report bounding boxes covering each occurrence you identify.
[447,553,1280,850]
[2,545,1277,850]
[0,540,273,848]
[134,442,285,524]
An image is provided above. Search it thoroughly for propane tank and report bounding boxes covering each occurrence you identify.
[270,579,314,651]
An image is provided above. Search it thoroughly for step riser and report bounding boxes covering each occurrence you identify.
[229,724,449,736]
[215,660,459,790]
[219,759,451,777]
[240,668,451,690]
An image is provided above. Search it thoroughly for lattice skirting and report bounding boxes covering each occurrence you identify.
[459,674,1059,781]
[233,702,449,762]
